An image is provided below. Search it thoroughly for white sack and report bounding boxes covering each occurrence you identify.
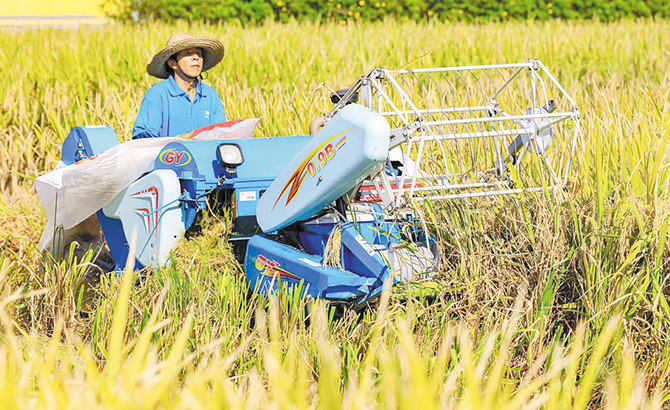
[36,138,181,251]
[182,118,261,140]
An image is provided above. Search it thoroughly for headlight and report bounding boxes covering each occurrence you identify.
[217,144,243,167]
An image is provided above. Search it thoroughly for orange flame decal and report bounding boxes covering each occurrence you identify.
[273,129,350,210]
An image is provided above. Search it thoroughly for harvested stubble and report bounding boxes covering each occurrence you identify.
[0,18,668,408]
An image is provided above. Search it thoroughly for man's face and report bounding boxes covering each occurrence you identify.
[173,47,203,79]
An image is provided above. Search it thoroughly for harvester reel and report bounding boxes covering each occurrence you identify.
[327,59,581,212]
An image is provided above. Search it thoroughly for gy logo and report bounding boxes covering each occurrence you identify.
[159,149,192,166]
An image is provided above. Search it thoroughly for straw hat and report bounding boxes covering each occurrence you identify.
[146,33,225,79]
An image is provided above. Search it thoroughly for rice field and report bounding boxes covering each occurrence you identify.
[0,19,669,408]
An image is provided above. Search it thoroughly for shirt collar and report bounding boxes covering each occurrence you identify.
[166,75,204,99]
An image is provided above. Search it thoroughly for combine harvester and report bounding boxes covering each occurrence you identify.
[39,60,581,308]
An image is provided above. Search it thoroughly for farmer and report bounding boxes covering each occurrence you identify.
[132,33,227,139]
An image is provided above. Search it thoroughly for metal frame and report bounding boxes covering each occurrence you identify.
[329,59,581,213]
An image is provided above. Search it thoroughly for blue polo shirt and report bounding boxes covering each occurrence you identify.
[132,75,226,139]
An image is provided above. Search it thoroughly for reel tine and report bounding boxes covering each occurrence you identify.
[346,61,580,211]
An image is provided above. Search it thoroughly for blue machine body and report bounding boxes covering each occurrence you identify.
[256,104,390,232]
[245,222,392,304]
[59,104,403,304]
[151,137,313,232]
[99,135,313,271]
[61,125,120,165]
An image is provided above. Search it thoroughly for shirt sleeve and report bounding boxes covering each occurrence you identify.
[132,89,163,139]
[210,91,226,123]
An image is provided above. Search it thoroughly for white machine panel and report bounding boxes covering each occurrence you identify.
[103,169,185,268]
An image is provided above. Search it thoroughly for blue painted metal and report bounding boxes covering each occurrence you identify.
[96,209,144,272]
[96,135,312,271]
[256,104,390,233]
[61,125,119,165]
[244,222,391,303]
[152,136,312,232]
[298,204,402,255]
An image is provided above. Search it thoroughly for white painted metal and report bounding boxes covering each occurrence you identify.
[102,169,185,268]
[328,59,581,212]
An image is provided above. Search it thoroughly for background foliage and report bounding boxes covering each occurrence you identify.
[106,0,670,23]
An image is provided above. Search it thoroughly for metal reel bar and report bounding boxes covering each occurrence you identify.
[336,59,581,213]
